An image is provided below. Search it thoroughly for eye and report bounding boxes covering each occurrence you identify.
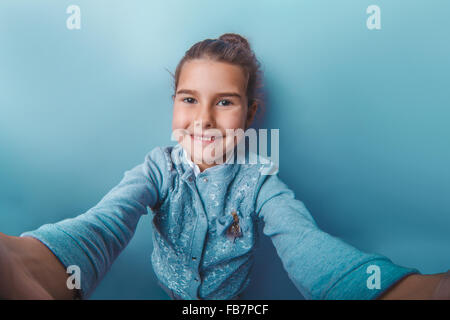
[217,99,233,107]
[182,97,196,104]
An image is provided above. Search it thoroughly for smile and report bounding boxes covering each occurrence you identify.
[192,135,215,141]
[190,134,223,143]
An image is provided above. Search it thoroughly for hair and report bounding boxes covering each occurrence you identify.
[169,33,265,121]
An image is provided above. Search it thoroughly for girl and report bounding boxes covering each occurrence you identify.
[0,33,449,300]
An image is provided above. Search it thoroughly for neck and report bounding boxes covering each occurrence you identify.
[189,153,234,172]
[197,162,215,172]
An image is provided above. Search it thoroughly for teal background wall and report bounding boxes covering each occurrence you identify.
[1,0,449,299]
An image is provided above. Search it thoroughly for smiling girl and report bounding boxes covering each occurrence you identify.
[0,33,449,300]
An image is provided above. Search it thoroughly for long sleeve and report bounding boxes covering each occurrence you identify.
[254,170,420,300]
[19,147,169,299]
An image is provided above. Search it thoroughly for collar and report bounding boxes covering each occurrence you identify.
[182,147,234,177]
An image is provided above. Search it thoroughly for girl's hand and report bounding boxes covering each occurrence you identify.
[0,232,16,299]
[0,232,72,299]
[0,232,53,299]
[0,232,47,299]
[378,272,448,299]
[432,270,450,299]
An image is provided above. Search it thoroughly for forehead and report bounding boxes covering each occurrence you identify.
[178,58,247,94]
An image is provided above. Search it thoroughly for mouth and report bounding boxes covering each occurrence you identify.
[190,134,223,144]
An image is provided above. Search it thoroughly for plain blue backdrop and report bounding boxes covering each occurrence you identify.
[1,0,449,299]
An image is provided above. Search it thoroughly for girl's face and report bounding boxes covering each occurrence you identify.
[172,58,256,172]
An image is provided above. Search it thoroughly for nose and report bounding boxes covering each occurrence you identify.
[194,104,215,130]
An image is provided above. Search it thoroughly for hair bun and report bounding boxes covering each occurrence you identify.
[218,33,251,51]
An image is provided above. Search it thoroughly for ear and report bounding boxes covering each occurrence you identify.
[245,101,258,130]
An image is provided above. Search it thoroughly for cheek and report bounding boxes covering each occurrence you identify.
[220,109,247,131]
[171,106,191,130]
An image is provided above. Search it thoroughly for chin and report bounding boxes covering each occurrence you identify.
[193,154,221,166]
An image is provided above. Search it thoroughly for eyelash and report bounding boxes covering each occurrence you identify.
[182,97,233,106]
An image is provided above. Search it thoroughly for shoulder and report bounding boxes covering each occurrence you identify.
[232,151,283,203]
[234,150,278,175]
[244,151,280,187]
[144,144,185,171]
[247,155,296,213]
[141,145,179,203]
[144,145,174,164]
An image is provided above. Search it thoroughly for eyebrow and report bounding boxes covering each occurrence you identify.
[176,89,241,99]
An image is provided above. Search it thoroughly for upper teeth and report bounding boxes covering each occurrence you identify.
[194,135,214,141]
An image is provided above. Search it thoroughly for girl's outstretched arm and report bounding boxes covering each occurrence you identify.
[377,271,450,299]
[254,164,448,300]
[0,232,75,299]
[1,147,169,299]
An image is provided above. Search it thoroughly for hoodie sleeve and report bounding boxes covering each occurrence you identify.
[19,147,169,299]
[254,167,420,300]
